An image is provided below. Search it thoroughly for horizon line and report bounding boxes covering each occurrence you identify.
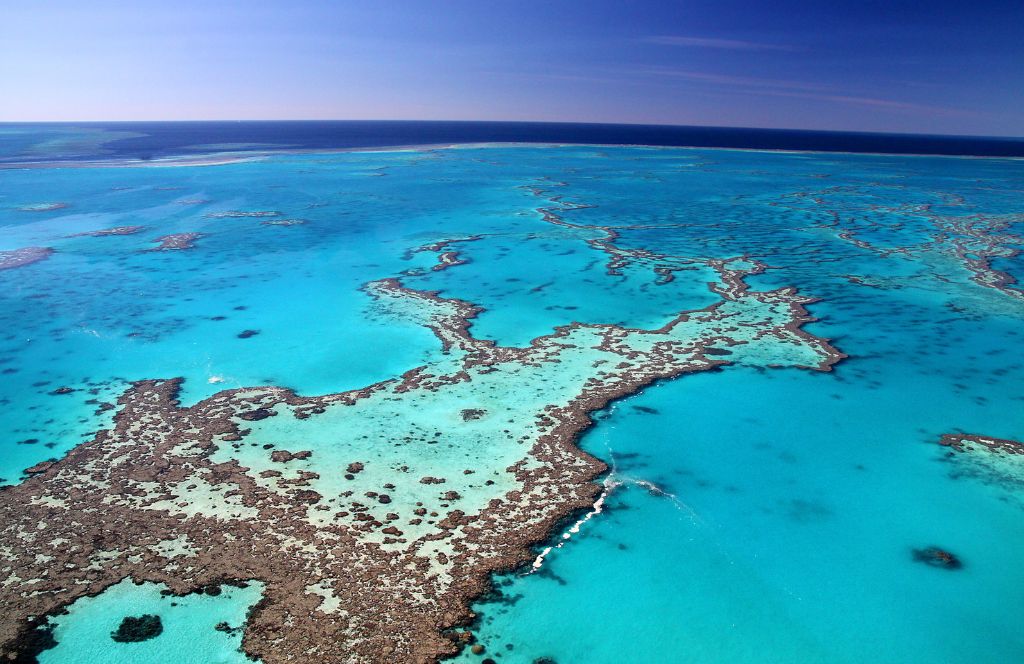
[1,118,1021,142]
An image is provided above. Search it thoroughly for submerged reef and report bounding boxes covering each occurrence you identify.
[2,142,1023,664]
[0,246,53,271]
[146,233,205,251]
[938,433,1024,501]
[261,218,307,226]
[67,225,146,238]
[774,186,1024,304]
[110,614,163,643]
[205,210,282,219]
[939,433,1024,457]
[911,547,963,570]
[16,203,68,212]
[0,234,841,661]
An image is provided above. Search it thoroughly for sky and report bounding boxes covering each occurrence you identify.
[1,0,1022,136]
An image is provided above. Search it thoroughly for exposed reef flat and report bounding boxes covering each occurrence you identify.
[938,433,1024,499]
[260,218,307,226]
[940,433,1024,456]
[146,232,205,251]
[403,236,483,273]
[205,210,282,219]
[0,246,54,271]
[774,187,1024,304]
[0,246,840,661]
[5,142,1020,664]
[67,225,146,238]
[16,203,68,212]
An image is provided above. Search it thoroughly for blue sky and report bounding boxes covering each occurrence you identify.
[1,0,1022,135]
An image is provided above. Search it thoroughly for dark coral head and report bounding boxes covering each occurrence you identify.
[110,614,164,643]
[911,546,963,570]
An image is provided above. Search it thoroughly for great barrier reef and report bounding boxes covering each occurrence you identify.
[1,124,1022,663]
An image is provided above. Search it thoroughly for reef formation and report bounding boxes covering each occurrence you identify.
[110,614,163,643]
[0,224,842,662]
[146,232,205,251]
[938,432,1024,499]
[67,225,146,238]
[0,246,53,271]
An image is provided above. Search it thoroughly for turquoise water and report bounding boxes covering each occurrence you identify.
[2,143,1023,662]
[40,579,262,664]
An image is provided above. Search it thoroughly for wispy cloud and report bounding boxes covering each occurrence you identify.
[643,35,798,52]
[628,67,979,117]
[485,64,980,120]
[754,89,979,117]
[634,68,828,92]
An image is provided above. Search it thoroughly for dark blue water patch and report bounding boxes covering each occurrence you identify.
[1,121,1023,164]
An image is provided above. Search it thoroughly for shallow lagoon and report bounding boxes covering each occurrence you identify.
[1,142,1022,662]
[40,580,262,664]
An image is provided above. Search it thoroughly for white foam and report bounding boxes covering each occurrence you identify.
[529,475,620,572]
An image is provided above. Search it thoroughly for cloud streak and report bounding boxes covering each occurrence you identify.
[633,68,829,92]
[629,67,979,118]
[643,35,797,51]
[754,89,980,117]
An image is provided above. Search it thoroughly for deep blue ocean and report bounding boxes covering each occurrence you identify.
[1,120,1023,165]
